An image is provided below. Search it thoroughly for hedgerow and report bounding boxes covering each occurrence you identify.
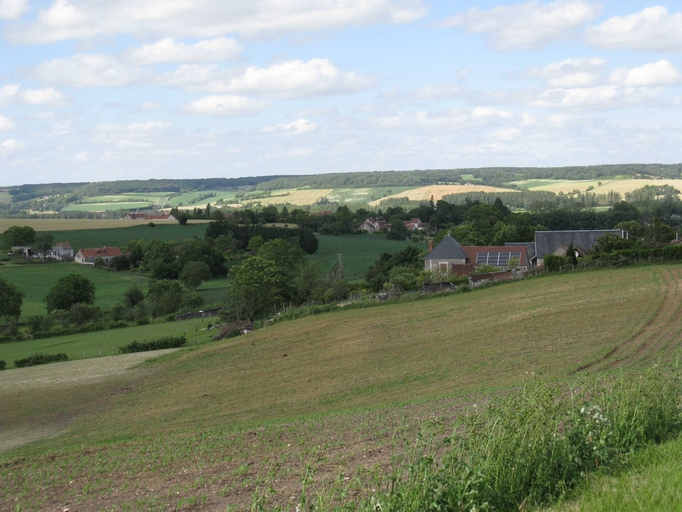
[14,353,68,368]
[119,335,186,354]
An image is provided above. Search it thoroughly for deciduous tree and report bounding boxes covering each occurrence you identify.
[44,274,95,312]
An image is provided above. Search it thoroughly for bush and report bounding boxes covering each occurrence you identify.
[15,353,68,368]
[119,335,186,353]
[0,360,5,370]
[363,368,682,512]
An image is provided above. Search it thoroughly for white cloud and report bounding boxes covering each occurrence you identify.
[95,121,173,133]
[586,6,682,51]
[471,106,513,118]
[0,115,16,130]
[530,85,663,109]
[182,95,270,116]
[414,84,463,99]
[183,58,375,98]
[0,84,67,106]
[527,58,607,88]
[139,101,163,110]
[442,0,600,51]
[33,54,151,88]
[0,138,24,154]
[609,60,682,87]
[7,0,427,44]
[261,118,317,135]
[127,37,242,65]
[0,0,27,20]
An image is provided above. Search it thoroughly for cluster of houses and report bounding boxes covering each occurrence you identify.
[359,217,428,233]
[424,229,624,277]
[10,241,125,266]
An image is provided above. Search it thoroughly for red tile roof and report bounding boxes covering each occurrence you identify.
[55,241,72,250]
[144,214,172,220]
[78,247,123,258]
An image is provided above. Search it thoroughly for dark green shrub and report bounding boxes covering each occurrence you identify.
[0,360,6,370]
[544,254,571,272]
[15,353,68,368]
[119,335,186,353]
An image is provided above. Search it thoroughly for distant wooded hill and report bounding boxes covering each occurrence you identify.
[7,164,682,199]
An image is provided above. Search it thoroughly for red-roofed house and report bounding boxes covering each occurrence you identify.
[124,213,147,220]
[75,246,123,265]
[402,218,428,231]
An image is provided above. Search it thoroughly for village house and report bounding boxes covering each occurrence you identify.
[74,246,123,265]
[424,235,530,277]
[535,229,624,267]
[45,241,74,261]
[402,218,428,231]
[359,217,391,233]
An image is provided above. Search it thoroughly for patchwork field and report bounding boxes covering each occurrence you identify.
[61,201,154,212]
[369,184,516,205]
[2,265,681,510]
[513,178,682,196]
[0,188,11,204]
[165,189,239,208]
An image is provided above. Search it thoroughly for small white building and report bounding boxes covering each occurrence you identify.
[45,241,74,261]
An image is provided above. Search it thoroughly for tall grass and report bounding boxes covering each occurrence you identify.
[356,368,682,512]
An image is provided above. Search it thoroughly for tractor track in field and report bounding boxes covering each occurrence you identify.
[571,267,682,373]
[575,266,682,373]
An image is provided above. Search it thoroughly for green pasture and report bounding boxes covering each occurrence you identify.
[0,317,216,364]
[22,223,209,251]
[61,202,153,212]
[0,189,11,204]
[309,234,424,281]
[511,179,564,188]
[0,263,152,318]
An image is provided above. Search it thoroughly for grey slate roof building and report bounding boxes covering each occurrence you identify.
[424,235,468,261]
[535,230,623,262]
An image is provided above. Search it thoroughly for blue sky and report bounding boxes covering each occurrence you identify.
[0,0,681,185]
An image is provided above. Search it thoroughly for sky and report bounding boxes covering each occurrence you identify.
[0,0,682,186]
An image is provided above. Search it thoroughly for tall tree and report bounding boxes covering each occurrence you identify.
[44,274,96,312]
[0,277,24,323]
[1,226,36,250]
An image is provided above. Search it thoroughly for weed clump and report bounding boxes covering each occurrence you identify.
[14,353,68,368]
[363,368,682,512]
[119,335,186,353]
[0,360,5,370]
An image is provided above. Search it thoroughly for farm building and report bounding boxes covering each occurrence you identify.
[359,217,391,233]
[124,213,176,221]
[45,241,74,261]
[535,230,624,267]
[424,235,530,276]
[75,246,123,265]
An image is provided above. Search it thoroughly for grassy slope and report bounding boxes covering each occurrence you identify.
[53,266,669,440]
[0,263,153,318]
[309,234,423,281]
[2,265,682,510]
[550,436,682,511]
